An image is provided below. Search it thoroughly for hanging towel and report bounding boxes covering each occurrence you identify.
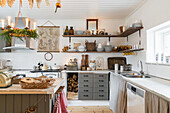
[61,90,68,107]
[60,90,68,113]
[53,97,61,113]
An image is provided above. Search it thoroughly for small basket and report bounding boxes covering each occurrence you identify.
[19,77,56,89]
[85,40,96,51]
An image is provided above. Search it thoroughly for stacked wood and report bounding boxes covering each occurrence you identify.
[67,74,78,93]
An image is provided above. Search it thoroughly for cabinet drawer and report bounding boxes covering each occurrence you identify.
[94,74,108,79]
[94,82,108,88]
[94,78,108,83]
[78,78,93,83]
[79,82,93,88]
[93,92,109,100]
[79,92,93,100]
[94,87,108,93]
[79,87,93,93]
[79,74,93,79]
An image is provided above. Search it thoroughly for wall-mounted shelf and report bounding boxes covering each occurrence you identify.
[63,27,143,42]
[61,48,144,53]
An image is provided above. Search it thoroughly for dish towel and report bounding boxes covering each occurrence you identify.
[60,90,68,113]
[53,97,61,113]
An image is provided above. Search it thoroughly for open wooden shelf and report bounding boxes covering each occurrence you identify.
[61,48,144,53]
[62,27,143,38]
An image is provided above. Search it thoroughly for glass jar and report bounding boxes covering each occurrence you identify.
[5,60,13,71]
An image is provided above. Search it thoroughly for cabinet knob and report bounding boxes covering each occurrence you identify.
[99,90,104,92]
[99,80,104,82]
[83,95,88,97]
[99,85,104,87]
[84,80,88,82]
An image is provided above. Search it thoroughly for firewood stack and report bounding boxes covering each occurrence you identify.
[67,74,78,93]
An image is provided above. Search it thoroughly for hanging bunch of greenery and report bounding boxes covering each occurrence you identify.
[0,28,39,44]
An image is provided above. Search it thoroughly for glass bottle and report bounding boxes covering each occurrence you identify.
[64,26,69,35]
[69,26,74,35]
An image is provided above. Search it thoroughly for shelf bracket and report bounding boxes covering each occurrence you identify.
[127,36,129,42]
[69,37,71,43]
[139,29,141,37]
[108,37,111,42]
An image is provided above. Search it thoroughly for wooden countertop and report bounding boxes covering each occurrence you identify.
[0,78,64,94]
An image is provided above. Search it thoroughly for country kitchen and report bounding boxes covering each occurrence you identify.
[0,0,170,113]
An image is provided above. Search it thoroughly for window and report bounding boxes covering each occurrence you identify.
[147,21,170,64]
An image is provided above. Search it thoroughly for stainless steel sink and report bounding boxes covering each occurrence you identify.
[120,72,151,78]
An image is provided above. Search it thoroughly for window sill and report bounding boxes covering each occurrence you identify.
[146,62,170,66]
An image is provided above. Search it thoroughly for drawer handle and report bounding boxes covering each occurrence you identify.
[84,85,89,87]
[99,90,104,92]
[84,80,89,82]
[84,90,89,92]
[83,95,88,97]
[99,80,104,82]
[99,75,104,77]
[99,85,104,87]
[99,95,104,97]
[84,75,88,77]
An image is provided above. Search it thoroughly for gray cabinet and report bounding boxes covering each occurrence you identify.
[78,73,109,100]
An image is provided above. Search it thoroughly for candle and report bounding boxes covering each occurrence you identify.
[8,16,11,26]
[25,18,29,28]
[11,23,14,29]
[33,22,36,30]
[1,19,4,29]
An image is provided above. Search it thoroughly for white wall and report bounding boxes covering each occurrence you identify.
[125,0,170,79]
[0,19,126,69]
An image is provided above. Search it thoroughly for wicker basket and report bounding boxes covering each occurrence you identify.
[19,77,56,89]
[85,40,96,51]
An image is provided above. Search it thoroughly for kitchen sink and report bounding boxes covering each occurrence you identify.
[119,72,151,78]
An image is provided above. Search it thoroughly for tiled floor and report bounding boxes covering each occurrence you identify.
[67,106,113,113]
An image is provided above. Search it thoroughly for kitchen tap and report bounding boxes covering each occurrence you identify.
[137,60,144,75]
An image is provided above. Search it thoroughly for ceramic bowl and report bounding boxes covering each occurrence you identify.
[97,48,104,52]
[75,31,85,35]
[105,45,113,52]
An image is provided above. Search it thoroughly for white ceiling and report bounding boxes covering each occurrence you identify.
[0,0,145,19]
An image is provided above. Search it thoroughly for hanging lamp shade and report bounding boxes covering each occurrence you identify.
[28,0,34,8]
[7,0,15,7]
[0,0,6,7]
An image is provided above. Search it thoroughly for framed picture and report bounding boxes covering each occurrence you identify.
[86,19,98,32]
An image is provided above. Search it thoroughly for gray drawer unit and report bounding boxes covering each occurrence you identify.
[79,87,93,93]
[78,92,93,100]
[93,92,109,100]
[78,73,109,100]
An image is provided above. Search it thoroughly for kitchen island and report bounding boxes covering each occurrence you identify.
[0,78,64,113]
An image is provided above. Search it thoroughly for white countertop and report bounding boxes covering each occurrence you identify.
[110,71,170,102]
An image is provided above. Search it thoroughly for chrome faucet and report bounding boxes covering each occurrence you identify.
[137,60,144,75]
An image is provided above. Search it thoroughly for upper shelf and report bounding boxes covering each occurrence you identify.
[63,27,143,38]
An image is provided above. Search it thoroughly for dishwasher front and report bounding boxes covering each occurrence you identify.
[127,82,145,113]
